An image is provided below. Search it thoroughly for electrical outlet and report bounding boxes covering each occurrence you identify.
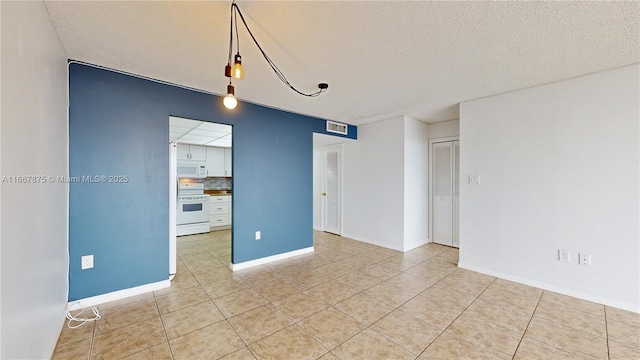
[579,253,591,266]
[81,255,94,270]
[558,249,570,263]
[255,231,261,240]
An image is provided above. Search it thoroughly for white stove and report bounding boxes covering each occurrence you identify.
[177,182,210,236]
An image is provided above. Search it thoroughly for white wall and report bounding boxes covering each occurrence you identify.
[342,116,430,251]
[428,119,459,139]
[343,117,406,250]
[1,2,69,358]
[459,65,640,312]
[403,117,430,250]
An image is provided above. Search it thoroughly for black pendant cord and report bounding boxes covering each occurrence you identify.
[231,2,327,97]
[227,3,234,65]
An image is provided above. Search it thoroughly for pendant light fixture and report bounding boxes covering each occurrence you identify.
[223,82,237,109]
[223,0,328,109]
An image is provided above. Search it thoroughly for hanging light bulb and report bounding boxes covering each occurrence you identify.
[223,82,237,109]
[231,54,244,80]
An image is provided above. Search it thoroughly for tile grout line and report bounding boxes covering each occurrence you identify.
[509,288,544,359]
[425,276,512,359]
[152,290,175,360]
[604,306,610,360]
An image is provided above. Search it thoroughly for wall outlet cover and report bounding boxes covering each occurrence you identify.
[255,231,261,240]
[81,255,94,270]
[469,175,481,185]
[579,253,591,266]
[558,249,570,263]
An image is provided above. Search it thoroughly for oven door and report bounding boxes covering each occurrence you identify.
[177,198,210,225]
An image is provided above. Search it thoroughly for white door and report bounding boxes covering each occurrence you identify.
[452,140,460,247]
[432,140,459,247]
[169,141,177,279]
[323,146,342,235]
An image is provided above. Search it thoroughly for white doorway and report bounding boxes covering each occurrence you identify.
[322,145,342,235]
[430,138,459,247]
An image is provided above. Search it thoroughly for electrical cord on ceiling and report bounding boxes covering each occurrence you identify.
[66,301,101,329]
[231,2,328,97]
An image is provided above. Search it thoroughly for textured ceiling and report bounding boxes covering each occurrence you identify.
[45,1,639,125]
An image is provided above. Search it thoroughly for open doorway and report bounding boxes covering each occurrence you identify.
[169,116,233,278]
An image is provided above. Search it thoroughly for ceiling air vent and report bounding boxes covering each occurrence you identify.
[326,121,348,135]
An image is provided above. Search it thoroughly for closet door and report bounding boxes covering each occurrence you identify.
[432,140,460,247]
[433,142,453,246]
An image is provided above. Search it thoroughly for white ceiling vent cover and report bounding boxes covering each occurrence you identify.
[326,121,348,135]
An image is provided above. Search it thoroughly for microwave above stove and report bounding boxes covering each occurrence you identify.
[177,162,206,178]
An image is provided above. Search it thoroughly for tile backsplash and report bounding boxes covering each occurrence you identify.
[203,177,232,190]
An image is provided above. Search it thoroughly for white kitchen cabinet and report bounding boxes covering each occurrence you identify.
[177,144,207,161]
[224,148,232,177]
[209,195,231,228]
[206,147,225,176]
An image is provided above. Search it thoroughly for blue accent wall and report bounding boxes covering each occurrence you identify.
[68,63,356,301]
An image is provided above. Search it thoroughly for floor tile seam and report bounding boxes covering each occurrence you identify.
[607,338,640,350]
[151,290,176,360]
[198,282,233,324]
[510,286,543,359]
[453,307,528,341]
[538,297,606,317]
[87,319,97,360]
[92,312,163,337]
[525,299,612,359]
[604,304,611,360]
[532,310,608,338]
[286,302,332,324]
[435,276,502,354]
[91,296,162,334]
[442,330,514,360]
[410,270,476,309]
[92,324,168,359]
[366,321,442,357]
[291,320,335,355]
[224,317,253,351]
[156,289,211,314]
[521,336,595,360]
[605,316,640,330]
[227,317,291,347]
[530,310,611,344]
[539,294,606,317]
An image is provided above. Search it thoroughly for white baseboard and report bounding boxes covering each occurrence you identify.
[403,238,430,252]
[68,279,170,311]
[231,247,314,271]
[341,233,404,252]
[458,261,640,314]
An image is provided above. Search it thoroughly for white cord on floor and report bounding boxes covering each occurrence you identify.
[66,301,101,329]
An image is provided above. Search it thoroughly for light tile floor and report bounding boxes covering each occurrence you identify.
[53,230,640,359]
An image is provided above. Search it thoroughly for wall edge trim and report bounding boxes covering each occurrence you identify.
[68,279,170,310]
[458,261,640,314]
[341,232,404,252]
[230,247,314,271]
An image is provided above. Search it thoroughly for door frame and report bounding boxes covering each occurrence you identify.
[321,144,343,235]
[428,136,459,245]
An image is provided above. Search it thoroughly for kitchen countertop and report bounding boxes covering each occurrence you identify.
[205,190,232,195]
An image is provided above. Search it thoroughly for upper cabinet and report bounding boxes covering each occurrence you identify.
[177,144,206,161]
[205,146,232,177]
[224,148,232,177]
[206,147,225,176]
